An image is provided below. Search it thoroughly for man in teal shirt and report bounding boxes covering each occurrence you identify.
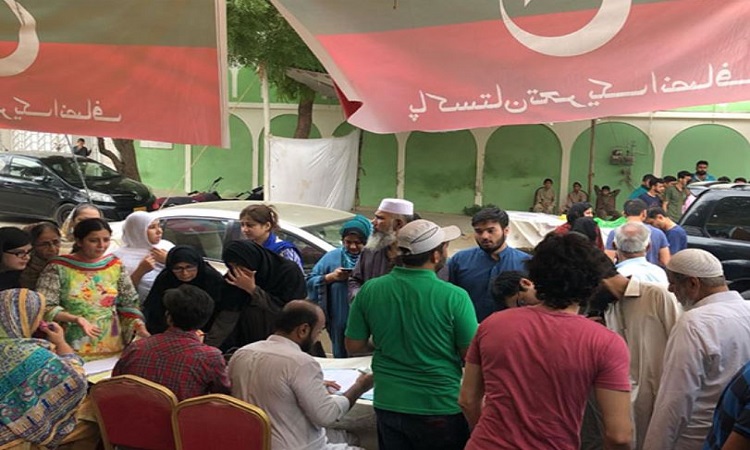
[628,174,655,200]
[345,219,478,450]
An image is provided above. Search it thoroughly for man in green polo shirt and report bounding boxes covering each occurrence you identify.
[345,219,478,450]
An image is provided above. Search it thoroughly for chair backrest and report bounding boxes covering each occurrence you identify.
[173,394,271,450]
[89,375,178,450]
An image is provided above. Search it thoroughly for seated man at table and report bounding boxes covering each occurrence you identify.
[229,300,373,450]
[113,284,230,400]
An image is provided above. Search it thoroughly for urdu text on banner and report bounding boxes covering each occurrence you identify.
[0,0,229,147]
[270,0,750,133]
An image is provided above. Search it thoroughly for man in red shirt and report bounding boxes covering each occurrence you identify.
[459,233,633,450]
[113,284,230,400]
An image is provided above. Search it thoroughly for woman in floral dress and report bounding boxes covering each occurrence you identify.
[37,218,149,357]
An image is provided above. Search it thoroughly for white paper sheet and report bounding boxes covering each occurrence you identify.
[323,368,374,401]
[83,356,119,376]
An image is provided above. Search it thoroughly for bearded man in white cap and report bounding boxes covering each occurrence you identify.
[345,219,478,450]
[348,198,414,300]
[643,249,750,450]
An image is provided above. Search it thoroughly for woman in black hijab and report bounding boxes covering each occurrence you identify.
[206,241,306,349]
[143,246,224,334]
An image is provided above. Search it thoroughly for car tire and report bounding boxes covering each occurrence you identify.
[54,203,75,226]
[742,290,750,301]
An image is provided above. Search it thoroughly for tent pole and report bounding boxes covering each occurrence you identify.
[587,119,596,197]
[260,64,271,200]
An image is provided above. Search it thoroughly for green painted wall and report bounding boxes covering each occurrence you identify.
[190,114,254,196]
[135,143,186,192]
[569,122,654,212]
[256,114,322,184]
[483,125,562,212]
[662,124,750,179]
[334,123,397,208]
[405,131,476,214]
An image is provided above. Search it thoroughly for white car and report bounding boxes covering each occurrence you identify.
[112,201,355,274]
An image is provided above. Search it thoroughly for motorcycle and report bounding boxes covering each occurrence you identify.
[151,178,264,210]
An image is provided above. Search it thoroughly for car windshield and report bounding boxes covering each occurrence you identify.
[43,157,121,184]
[302,219,352,248]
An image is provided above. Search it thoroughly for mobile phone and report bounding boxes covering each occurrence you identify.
[341,268,353,273]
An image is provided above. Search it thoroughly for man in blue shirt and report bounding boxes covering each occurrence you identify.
[638,177,665,208]
[692,160,717,182]
[448,207,530,322]
[605,199,671,267]
[704,361,750,450]
[645,206,688,255]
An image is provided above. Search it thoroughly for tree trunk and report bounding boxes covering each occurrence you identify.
[96,137,142,181]
[294,96,314,139]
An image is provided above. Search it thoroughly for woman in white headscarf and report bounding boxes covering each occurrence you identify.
[114,211,174,303]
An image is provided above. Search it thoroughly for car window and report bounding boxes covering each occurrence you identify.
[705,196,750,242]
[302,219,350,248]
[0,155,8,173]
[161,217,233,260]
[276,230,325,274]
[43,157,120,184]
[7,157,48,181]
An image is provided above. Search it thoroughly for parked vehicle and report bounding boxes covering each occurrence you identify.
[679,182,750,295]
[112,200,354,275]
[0,151,155,224]
[152,178,264,210]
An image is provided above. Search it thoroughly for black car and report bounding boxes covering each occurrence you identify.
[679,182,750,294]
[0,151,154,224]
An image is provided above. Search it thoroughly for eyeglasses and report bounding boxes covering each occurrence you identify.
[172,265,198,273]
[35,239,62,248]
[5,250,32,258]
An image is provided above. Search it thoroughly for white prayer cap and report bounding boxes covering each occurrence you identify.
[397,219,461,255]
[377,198,414,216]
[667,249,724,278]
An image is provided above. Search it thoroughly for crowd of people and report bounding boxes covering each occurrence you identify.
[534,159,745,222]
[0,160,748,450]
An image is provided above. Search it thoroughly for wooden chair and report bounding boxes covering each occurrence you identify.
[172,394,271,450]
[89,375,178,450]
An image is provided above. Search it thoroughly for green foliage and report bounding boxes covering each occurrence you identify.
[228,0,323,102]
[462,203,498,217]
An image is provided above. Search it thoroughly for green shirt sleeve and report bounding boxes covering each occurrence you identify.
[345,289,370,341]
[452,291,479,350]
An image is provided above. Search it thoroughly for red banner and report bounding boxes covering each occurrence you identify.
[272,0,750,134]
[0,0,228,146]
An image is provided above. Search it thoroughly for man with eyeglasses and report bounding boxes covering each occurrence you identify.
[0,227,32,290]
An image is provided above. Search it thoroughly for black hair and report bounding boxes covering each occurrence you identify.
[648,177,664,188]
[73,218,111,240]
[398,242,444,267]
[663,175,677,183]
[623,199,648,217]
[642,174,655,182]
[601,185,611,191]
[678,170,692,179]
[163,284,215,330]
[471,207,509,228]
[573,181,582,187]
[696,160,709,166]
[735,177,747,183]
[718,176,731,183]
[275,301,321,334]
[544,178,553,184]
[28,221,60,244]
[491,270,526,303]
[527,233,610,310]
[646,206,667,219]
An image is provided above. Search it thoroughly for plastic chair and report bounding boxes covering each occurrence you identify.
[89,375,178,450]
[172,394,271,450]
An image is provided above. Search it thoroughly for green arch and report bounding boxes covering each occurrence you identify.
[483,125,562,212]
[334,122,398,207]
[191,114,253,196]
[405,131,476,213]
[256,114,322,184]
[663,124,750,179]
[570,122,654,212]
